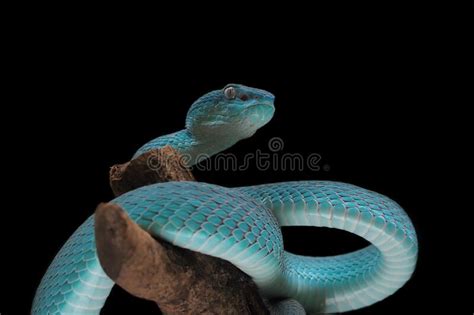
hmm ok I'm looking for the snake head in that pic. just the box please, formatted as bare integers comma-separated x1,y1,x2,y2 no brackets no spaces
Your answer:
186,84,275,140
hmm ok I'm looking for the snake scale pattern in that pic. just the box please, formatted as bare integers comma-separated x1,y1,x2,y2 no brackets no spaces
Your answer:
32,84,418,314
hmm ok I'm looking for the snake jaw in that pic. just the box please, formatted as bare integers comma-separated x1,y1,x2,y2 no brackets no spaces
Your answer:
240,101,275,133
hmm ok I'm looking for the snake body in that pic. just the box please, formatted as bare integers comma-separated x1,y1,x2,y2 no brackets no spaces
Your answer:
32,84,417,314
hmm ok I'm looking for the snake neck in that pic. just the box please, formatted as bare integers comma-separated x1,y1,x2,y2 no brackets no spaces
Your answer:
183,129,241,165
133,129,240,166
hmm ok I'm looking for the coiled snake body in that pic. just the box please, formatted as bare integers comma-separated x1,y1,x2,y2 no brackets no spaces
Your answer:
33,84,418,314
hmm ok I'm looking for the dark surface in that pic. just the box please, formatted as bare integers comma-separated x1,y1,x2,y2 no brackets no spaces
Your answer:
1,53,461,314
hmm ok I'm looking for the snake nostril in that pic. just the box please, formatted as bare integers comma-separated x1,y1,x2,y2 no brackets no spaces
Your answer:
240,94,249,101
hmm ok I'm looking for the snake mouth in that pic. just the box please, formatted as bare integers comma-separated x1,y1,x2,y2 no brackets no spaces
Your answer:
245,98,275,114
246,101,274,113
258,101,275,110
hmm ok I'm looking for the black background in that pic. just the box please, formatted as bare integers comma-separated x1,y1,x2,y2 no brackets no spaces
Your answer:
1,42,464,314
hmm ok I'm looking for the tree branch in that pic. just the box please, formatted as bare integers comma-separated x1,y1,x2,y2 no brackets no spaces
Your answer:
95,147,268,314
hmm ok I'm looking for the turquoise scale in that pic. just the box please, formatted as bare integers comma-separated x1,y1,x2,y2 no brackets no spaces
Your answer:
32,181,417,314
238,181,417,313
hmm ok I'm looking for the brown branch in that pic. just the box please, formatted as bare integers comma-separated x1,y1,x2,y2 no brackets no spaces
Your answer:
95,147,268,314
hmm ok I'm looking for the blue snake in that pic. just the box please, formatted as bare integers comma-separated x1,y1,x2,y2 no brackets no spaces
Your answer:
32,84,418,314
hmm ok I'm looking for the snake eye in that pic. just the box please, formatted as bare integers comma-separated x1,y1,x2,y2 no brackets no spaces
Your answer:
224,86,237,100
